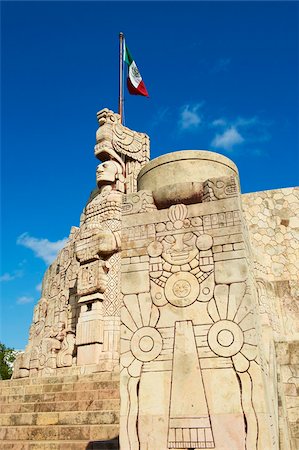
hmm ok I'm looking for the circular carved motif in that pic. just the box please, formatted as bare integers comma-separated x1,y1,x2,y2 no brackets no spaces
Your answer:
173,280,191,298
139,336,154,352
156,223,165,232
202,287,210,295
208,320,244,357
147,241,163,257
130,327,162,362
217,329,234,347
196,234,213,251
165,272,199,307
174,220,183,230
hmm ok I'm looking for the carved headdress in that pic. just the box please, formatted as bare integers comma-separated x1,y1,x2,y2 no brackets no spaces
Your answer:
94,108,150,194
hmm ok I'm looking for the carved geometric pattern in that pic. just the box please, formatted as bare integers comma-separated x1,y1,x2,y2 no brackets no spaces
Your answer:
168,321,215,449
104,252,121,316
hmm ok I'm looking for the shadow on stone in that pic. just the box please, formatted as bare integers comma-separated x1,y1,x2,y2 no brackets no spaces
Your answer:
86,436,119,449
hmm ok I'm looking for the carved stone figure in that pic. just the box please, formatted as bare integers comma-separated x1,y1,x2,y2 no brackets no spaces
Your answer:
12,109,150,377
75,159,124,366
10,108,298,450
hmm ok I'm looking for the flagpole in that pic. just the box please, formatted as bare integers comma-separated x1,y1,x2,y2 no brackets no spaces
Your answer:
119,32,124,124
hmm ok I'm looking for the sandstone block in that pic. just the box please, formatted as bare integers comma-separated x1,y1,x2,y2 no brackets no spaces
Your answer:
89,425,119,441
34,402,57,413
29,444,59,450
2,443,29,450
58,443,88,450
28,426,59,440
42,384,64,393
4,426,29,440
53,401,78,412
24,385,43,395
58,426,90,440
36,412,59,426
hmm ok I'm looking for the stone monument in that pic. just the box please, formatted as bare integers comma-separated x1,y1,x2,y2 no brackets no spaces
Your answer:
0,108,298,450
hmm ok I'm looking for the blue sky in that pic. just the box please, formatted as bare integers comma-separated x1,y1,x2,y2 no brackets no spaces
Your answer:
1,1,298,349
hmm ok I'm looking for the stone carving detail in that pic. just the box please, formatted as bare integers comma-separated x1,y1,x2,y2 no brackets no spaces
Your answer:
203,175,238,202
122,190,156,215
13,233,80,378
10,111,297,450
13,109,149,378
94,108,150,194
75,159,123,366
256,279,281,335
120,165,278,449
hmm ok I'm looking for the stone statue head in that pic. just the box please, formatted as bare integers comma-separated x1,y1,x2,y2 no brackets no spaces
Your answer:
96,160,124,191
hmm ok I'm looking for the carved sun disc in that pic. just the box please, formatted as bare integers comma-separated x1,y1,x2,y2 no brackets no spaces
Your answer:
173,280,191,298
165,272,199,307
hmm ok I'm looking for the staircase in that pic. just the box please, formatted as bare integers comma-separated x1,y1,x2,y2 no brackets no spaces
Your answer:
0,372,120,449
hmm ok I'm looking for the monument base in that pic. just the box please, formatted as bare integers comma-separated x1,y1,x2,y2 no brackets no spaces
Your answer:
0,372,120,449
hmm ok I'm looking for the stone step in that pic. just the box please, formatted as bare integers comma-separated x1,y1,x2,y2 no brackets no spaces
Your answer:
0,372,118,388
0,387,119,406
0,410,119,427
0,424,119,442
0,398,120,414
1,437,119,449
0,380,119,397
0,374,120,448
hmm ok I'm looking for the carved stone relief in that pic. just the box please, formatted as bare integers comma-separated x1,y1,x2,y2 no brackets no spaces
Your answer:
120,193,278,449
13,233,80,378
94,108,150,194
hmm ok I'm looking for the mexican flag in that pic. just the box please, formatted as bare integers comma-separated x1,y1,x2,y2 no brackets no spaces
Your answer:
124,41,149,97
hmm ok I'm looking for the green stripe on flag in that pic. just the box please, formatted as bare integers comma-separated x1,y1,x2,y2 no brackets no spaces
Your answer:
124,44,134,66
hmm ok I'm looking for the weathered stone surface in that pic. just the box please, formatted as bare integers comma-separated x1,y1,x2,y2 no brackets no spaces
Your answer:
1,108,298,450
120,151,280,449
0,372,119,447
138,149,239,191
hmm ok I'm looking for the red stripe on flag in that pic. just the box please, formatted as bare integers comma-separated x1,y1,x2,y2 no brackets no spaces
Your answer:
127,77,149,97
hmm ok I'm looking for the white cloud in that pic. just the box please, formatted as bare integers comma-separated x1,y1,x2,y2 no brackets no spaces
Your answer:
212,118,227,127
36,282,42,292
211,126,244,151
179,104,203,130
17,296,34,305
1,273,16,282
210,115,271,153
17,233,68,265
0,270,23,282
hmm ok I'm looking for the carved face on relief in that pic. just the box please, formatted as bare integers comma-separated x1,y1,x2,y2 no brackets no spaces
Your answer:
162,232,197,265
152,204,198,266
96,160,122,187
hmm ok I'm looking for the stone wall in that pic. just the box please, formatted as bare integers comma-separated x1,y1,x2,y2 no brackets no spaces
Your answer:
242,187,299,450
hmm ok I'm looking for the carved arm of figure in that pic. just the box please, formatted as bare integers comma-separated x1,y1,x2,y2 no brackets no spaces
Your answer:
96,229,121,256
